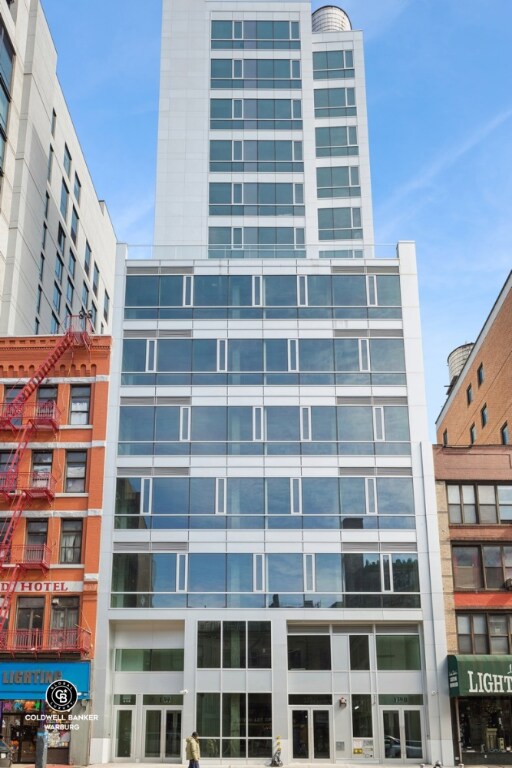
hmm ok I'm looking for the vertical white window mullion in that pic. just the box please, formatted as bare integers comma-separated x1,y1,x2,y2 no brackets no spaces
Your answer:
367,275,377,306
381,554,392,592
141,477,152,515
373,406,384,441
177,553,187,592
359,338,370,372
253,276,262,306
180,406,191,441
254,554,264,592
216,478,226,515
298,275,307,306
301,406,311,441
291,478,301,514
183,275,193,307
365,477,376,515
288,339,298,372
253,407,263,441
146,339,156,372
304,554,315,593
217,339,227,371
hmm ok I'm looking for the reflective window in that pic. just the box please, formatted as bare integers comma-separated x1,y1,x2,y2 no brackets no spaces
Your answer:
198,621,270,669
115,649,184,671
59,519,82,563
317,166,360,198
64,450,87,492
318,207,362,240
210,139,303,172
316,126,358,158
189,554,226,592
447,484,512,524
211,18,300,49
313,50,354,79
350,635,370,670
376,636,421,670
211,58,301,89
210,98,302,130
288,635,331,670
457,613,512,655
314,87,356,118
267,554,303,592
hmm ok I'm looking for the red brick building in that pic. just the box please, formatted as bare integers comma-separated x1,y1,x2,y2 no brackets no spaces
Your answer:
435,272,512,764
437,271,512,449
0,325,110,765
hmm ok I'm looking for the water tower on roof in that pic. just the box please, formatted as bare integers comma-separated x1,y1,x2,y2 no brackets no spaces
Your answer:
312,5,352,33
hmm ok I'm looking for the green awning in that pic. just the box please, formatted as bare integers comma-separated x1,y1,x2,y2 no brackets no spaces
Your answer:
448,654,512,697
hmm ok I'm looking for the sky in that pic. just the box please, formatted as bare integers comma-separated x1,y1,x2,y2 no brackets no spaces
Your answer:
41,0,512,436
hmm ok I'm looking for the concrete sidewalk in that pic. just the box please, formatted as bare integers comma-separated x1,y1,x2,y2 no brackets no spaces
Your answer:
18,763,509,768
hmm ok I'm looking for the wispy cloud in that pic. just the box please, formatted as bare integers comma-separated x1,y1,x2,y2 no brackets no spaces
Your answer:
376,107,512,240
334,0,410,39
112,193,155,243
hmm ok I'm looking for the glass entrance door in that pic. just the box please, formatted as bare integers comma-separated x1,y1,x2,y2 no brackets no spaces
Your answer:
292,709,331,760
143,709,182,761
382,708,423,761
114,709,134,759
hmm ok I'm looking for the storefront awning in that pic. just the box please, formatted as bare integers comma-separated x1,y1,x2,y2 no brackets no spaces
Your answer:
448,654,512,697
0,661,90,700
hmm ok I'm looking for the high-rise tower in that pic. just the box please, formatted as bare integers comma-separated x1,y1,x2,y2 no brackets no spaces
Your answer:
92,2,454,764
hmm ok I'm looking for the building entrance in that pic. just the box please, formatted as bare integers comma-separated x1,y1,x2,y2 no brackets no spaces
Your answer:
381,707,423,762
143,709,182,761
3,714,38,763
291,708,330,760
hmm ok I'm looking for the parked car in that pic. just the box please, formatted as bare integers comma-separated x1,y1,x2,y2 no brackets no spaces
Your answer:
384,736,422,759
0,740,12,768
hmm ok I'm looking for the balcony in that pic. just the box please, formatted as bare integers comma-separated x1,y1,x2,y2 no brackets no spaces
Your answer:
0,402,23,432
0,627,92,656
0,401,61,432
6,544,51,570
28,401,61,431
0,472,56,501
0,470,16,498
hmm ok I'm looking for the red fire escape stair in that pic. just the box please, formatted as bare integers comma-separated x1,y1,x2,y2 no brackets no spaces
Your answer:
0,316,91,643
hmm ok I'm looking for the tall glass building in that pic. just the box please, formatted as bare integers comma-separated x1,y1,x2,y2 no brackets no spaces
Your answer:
91,2,454,764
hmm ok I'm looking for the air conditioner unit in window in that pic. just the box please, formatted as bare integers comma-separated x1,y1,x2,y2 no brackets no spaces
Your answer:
504,578,512,591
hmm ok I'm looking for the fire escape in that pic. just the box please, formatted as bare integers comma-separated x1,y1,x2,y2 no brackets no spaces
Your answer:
0,316,92,656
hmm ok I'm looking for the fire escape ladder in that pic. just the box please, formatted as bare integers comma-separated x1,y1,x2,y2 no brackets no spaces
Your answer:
0,563,21,631
0,492,29,564
3,314,91,417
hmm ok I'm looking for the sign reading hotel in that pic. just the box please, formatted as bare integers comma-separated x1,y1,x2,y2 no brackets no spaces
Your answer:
448,654,512,696
0,581,83,593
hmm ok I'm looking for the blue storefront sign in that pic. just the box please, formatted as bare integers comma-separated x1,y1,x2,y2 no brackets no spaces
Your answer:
0,661,90,699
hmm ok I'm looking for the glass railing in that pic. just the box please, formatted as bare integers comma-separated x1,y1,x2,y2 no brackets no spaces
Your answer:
124,243,400,261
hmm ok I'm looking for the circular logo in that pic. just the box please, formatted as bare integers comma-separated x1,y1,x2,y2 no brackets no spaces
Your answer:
46,680,78,712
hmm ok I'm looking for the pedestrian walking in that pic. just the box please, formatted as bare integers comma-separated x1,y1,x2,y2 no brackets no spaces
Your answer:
186,731,200,768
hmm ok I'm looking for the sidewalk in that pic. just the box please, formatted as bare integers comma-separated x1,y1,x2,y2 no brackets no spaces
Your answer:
18,763,509,768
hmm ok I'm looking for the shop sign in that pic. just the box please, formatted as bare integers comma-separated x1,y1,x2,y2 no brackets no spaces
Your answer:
448,654,512,697
0,581,83,593
0,661,90,700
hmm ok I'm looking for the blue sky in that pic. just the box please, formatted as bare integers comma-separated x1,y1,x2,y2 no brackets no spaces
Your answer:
41,0,512,435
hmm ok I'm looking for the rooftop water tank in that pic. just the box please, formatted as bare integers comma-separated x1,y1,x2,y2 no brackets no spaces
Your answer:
312,5,352,33
447,343,474,382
